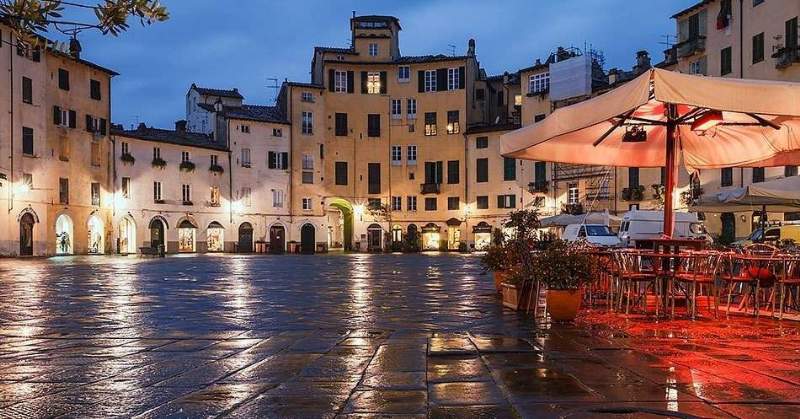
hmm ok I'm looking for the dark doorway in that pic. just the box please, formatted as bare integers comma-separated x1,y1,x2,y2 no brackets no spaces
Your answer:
238,222,253,253
300,223,316,254
367,224,382,252
269,225,286,254
721,213,736,245
19,213,34,256
149,218,165,250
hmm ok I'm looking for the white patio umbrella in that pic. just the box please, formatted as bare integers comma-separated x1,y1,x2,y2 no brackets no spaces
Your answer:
693,175,800,213
500,68,800,237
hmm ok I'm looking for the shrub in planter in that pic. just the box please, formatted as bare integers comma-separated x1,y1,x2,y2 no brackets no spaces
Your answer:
151,157,167,169
529,240,595,322
497,209,542,309
120,153,135,165
209,164,224,174
179,161,196,172
481,245,508,292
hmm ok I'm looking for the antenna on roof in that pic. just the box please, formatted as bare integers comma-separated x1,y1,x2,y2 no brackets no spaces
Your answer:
447,44,456,56
266,77,279,105
659,34,677,47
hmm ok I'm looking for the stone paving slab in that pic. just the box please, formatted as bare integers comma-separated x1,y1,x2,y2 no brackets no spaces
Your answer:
2,254,800,417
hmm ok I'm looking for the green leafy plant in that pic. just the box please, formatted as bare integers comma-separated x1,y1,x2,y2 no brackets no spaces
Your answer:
622,185,645,201
120,152,135,165
528,240,596,290
209,164,224,174
179,160,195,172
151,156,166,168
480,245,507,272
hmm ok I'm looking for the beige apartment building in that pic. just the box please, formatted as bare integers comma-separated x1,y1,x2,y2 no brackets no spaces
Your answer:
0,25,115,256
662,0,800,240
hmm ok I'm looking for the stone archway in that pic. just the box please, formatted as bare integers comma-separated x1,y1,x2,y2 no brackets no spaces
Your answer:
238,222,253,253
55,213,74,255
300,223,316,254
119,215,136,254
148,216,167,251
87,213,105,254
19,212,36,256
269,223,286,253
326,198,354,251
207,221,225,252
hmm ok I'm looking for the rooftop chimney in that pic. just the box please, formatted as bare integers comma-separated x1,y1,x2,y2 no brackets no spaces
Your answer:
467,39,476,56
175,120,187,134
137,122,147,131
69,37,82,59
635,50,651,72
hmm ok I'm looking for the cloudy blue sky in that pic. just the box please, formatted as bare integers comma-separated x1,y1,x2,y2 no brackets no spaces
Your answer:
71,0,698,129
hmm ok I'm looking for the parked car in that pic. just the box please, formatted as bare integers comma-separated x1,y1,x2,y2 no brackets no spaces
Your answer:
562,224,622,247
618,210,710,247
733,224,800,247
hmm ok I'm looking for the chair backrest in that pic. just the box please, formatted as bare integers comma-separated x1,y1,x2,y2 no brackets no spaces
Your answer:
744,243,778,257
677,251,721,279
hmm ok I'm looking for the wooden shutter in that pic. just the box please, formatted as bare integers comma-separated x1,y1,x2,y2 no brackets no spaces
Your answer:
379,71,387,94
497,196,504,209
436,161,443,183
346,71,354,93
360,71,368,94
458,66,465,89
53,106,61,125
268,151,276,169
99,118,107,135
68,110,76,128
436,68,447,91
418,70,425,92
368,163,381,194
328,69,335,91
86,114,93,132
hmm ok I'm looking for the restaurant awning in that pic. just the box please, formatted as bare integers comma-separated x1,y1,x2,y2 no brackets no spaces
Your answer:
693,175,800,213
500,68,800,236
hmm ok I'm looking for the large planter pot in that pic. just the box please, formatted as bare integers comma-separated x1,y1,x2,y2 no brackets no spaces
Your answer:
493,271,507,293
501,282,531,311
546,289,582,322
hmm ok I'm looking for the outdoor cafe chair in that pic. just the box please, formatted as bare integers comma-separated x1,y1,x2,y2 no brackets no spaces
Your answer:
670,251,722,320
721,246,780,318
612,250,661,316
779,256,800,320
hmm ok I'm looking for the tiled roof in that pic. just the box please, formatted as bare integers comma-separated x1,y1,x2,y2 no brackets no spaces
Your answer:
671,0,712,19
197,103,289,124
465,123,521,135
191,84,244,99
394,54,469,64
285,81,325,89
314,46,358,55
112,125,227,151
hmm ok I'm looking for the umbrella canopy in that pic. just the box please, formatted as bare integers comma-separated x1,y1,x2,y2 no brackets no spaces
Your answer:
693,175,800,213
500,68,800,236
501,68,800,170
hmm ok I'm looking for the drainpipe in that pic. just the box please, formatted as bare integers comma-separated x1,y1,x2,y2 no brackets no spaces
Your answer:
227,116,234,225
8,39,14,214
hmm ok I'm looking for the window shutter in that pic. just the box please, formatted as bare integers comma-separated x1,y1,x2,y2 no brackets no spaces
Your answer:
86,114,93,132
436,68,447,91
458,66,465,89
360,71,368,94
99,118,107,135
68,110,76,128
53,105,61,125
281,152,289,169
510,195,517,208
497,196,504,208
346,71,354,93
328,69,335,92
268,151,276,169
418,70,425,92
379,71,387,94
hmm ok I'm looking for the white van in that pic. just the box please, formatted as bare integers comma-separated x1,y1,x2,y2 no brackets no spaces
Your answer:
618,210,709,247
562,224,622,247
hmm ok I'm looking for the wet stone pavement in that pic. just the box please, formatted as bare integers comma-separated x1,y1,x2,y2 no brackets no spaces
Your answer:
0,254,799,418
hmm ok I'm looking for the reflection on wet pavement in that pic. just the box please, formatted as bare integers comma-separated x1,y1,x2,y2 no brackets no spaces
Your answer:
0,253,799,417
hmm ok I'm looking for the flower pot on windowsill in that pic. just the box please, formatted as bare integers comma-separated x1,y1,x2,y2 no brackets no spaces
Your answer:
209,164,224,174
151,158,167,169
179,161,196,172
545,289,582,322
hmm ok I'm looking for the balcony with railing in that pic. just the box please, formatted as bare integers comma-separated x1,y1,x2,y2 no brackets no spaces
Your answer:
773,46,800,69
420,183,441,194
676,36,706,58
553,163,609,181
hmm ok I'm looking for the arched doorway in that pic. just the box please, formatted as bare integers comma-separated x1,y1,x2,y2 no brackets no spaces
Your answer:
55,214,74,255
238,222,253,253
119,215,136,254
367,223,383,252
473,221,492,250
446,218,462,250
269,224,286,253
177,219,197,252
19,212,35,256
207,221,224,252
87,214,105,254
421,223,441,251
391,225,403,243
326,198,354,251
406,224,419,252
149,217,166,251
300,223,316,254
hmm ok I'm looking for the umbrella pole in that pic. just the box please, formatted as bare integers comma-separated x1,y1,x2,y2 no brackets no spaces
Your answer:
663,104,678,238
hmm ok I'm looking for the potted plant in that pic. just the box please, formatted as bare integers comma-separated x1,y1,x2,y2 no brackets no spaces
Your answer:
151,156,167,169
529,240,595,322
120,152,135,165
179,160,196,172
497,209,541,309
209,163,224,174
481,244,508,293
